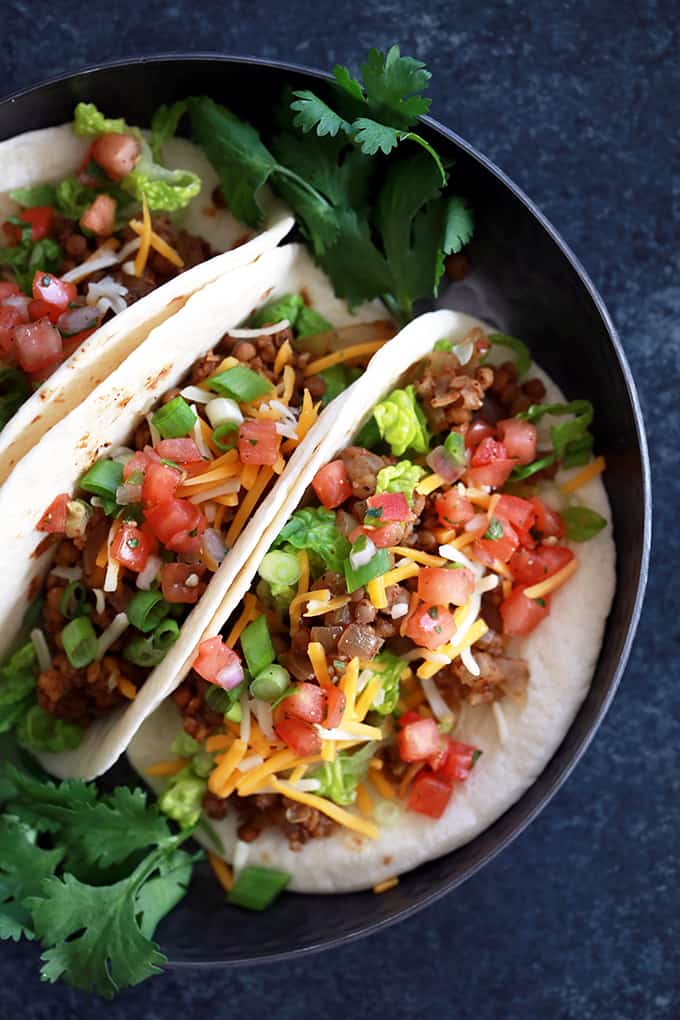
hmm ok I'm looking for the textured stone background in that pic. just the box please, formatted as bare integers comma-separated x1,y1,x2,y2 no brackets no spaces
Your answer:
1,1,676,1017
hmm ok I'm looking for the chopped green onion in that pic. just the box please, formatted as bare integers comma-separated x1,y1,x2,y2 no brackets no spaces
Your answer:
444,431,465,465
250,664,290,702
225,701,242,723
59,581,91,620
258,550,301,588
80,459,124,500
204,685,233,714
343,547,391,594
152,618,180,651
240,615,275,678
206,365,272,402
228,865,290,910
61,617,98,669
123,635,165,668
127,590,170,633
151,396,197,439
486,333,532,379
510,453,556,481
211,422,239,452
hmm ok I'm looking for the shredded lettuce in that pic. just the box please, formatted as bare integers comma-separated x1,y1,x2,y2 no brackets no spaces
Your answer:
519,399,594,467
250,294,331,338
16,705,82,753
0,221,62,295
150,101,188,161
272,507,350,575
373,384,430,456
363,650,404,715
73,103,128,137
375,460,425,505
485,333,532,379
158,767,207,829
9,184,58,207
295,305,332,338
311,743,375,806
0,643,38,736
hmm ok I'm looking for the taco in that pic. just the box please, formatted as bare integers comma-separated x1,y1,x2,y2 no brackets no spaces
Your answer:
0,101,293,481
128,309,616,895
0,242,395,779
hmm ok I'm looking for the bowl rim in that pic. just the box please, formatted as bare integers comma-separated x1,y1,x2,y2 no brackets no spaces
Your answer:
0,52,652,969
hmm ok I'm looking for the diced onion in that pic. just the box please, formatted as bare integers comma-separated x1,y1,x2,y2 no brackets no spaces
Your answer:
227,319,289,339
239,693,251,744
251,699,274,739
349,536,376,571
50,565,83,582
215,659,245,691
421,677,451,720
390,602,409,619
122,260,136,275
191,404,212,459
465,513,488,532
116,483,142,505
232,839,250,875
30,629,52,671
291,779,322,793
439,544,476,572
275,420,298,439
453,339,474,365
57,305,101,336
461,645,480,676
110,446,135,464
492,701,509,745
97,612,129,660
205,397,243,429
146,414,161,447
93,588,106,614
180,385,212,404
136,554,162,591
203,528,227,567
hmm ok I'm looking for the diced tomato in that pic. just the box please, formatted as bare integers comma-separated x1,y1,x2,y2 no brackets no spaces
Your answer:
91,132,141,181
439,739,479,781
28,299,55,322
404,602,458,651
312,460,352,509
0,282,21,300
398,710,422,728
465,419,495,449
110,522,152,572
0,305,23,360
351,521,407,548
141,462,182,506
397,717,442,763
80,194,116,236
145,498,206,554
32,272,77,316
324,685,346,729
407,770,453,818
19,206,54,242
471,437,507,467
274,715,322,757
417,566,475,607
284,682,325,724
123,450,152,482
500,586,551,636
13,319,63,374
494,494,536,548
154,438,203,464
193,636,244,688
496,418,537,465
473,516,520,566
434,488,476,528
365,492,411,522
466,459,516,489
36,493,69,533
509,545,574,585
529,496,565,539
238,419,280,465
161,562,202,604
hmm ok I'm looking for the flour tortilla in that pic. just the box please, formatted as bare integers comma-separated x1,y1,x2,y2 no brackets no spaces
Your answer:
128,309,616,892
0,123,294,482
0,242,388,780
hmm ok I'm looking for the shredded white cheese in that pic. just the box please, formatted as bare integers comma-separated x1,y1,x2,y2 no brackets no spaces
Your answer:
421,676,451,720
228,319,289,339
461,645,480,677
232,839,250,875
191,404,212,459
136,555,161,591
251,699,274,739
97,612,129,660
93,588,106,614
492,701,509,745
50,565,83,582
239,692,251,744
188,478,240,504
238,754,264,773
30,629,52,671
103,522,120,593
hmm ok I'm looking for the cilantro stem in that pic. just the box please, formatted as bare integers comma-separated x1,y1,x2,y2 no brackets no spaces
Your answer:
401,133,447,184
271,164,334,210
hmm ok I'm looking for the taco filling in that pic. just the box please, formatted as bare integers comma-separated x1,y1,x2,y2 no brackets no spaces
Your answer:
156,329,608,853
0,102,229,425
6,295,392,753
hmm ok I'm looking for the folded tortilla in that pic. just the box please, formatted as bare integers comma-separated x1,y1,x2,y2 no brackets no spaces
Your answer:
128,309,616,892
0,123,294,482
0,242,387,780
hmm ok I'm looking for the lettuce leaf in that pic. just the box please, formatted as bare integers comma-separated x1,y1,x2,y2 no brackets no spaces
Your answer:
272,507,350,575
311,742,375,805
375,460,426,505
373,384,430,456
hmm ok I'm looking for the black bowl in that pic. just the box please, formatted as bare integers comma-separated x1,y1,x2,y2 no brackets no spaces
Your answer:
0,56,651,968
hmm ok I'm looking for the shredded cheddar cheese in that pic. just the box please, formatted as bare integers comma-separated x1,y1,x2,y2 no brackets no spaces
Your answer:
342,720,383,740
225,592,260,648
304,596,351,617
205,734,233,753
373,877,399,894
208,852,234,893
321,740,336,762
370,769,396,800
307,642,331,687
270,778,379,839
523,558,578,599
340,658,359,723
303,340,387,376
354,675,383,722
289,764,307,784
226,467,274,546
389,547,446,568
129,218,184,268
273,339,292,375
281,364,296,405
356,782,374,818
295,389,318,443
560,456,606,494
398,762,423,798
117,677,137,700
416,618,489,679
416,472,445,496
289,588,330,634
465,487,492,508
236,751,322,797
145,758,188,777
367,575,388,609
208,738,248,796
379,562,420,588
133,196,152,277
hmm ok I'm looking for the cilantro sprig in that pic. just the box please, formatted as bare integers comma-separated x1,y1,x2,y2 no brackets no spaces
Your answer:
0,760,198,998
188,45,473,320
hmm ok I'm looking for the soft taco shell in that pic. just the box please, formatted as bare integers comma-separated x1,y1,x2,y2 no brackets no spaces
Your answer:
0,123,294,482
128,309,616,892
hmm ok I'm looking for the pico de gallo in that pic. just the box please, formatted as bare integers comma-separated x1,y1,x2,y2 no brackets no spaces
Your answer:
0,101,216,427
153,327,608,855
1,294,393,754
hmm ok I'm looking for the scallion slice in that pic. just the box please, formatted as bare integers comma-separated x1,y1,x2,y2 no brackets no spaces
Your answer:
127,590,170,633
228,865,290,910
344,547,391,593
151,396,197,439
59,581,91,620
123,635,165,668
61,617,98,669
152,618,180,651
80,459,124,500
212,422,239,452
206,365,272,402
240,615,275,678
257,550,301,588
250,664,290,702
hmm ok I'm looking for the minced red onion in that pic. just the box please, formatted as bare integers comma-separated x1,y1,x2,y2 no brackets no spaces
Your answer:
426,445,464,483
465,512,489,533
349,535,376,570
57,305,101,336
3,294,30,321
215,658,244,691
202,528,227,567
115,483,142,506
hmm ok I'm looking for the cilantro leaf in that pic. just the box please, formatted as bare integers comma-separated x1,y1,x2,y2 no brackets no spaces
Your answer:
135,847,195,939
359,45,431,128
291,91,351,137
0,817,64,943
562,506,607,542
272,128,373,212
31,848,169,999
350,118,401,156
443,194,475,255
317,208,393,307
271,171,339,255
9,184,58,207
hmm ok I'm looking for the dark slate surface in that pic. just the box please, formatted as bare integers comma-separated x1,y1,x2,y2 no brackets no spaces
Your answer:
1,1,675,1017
